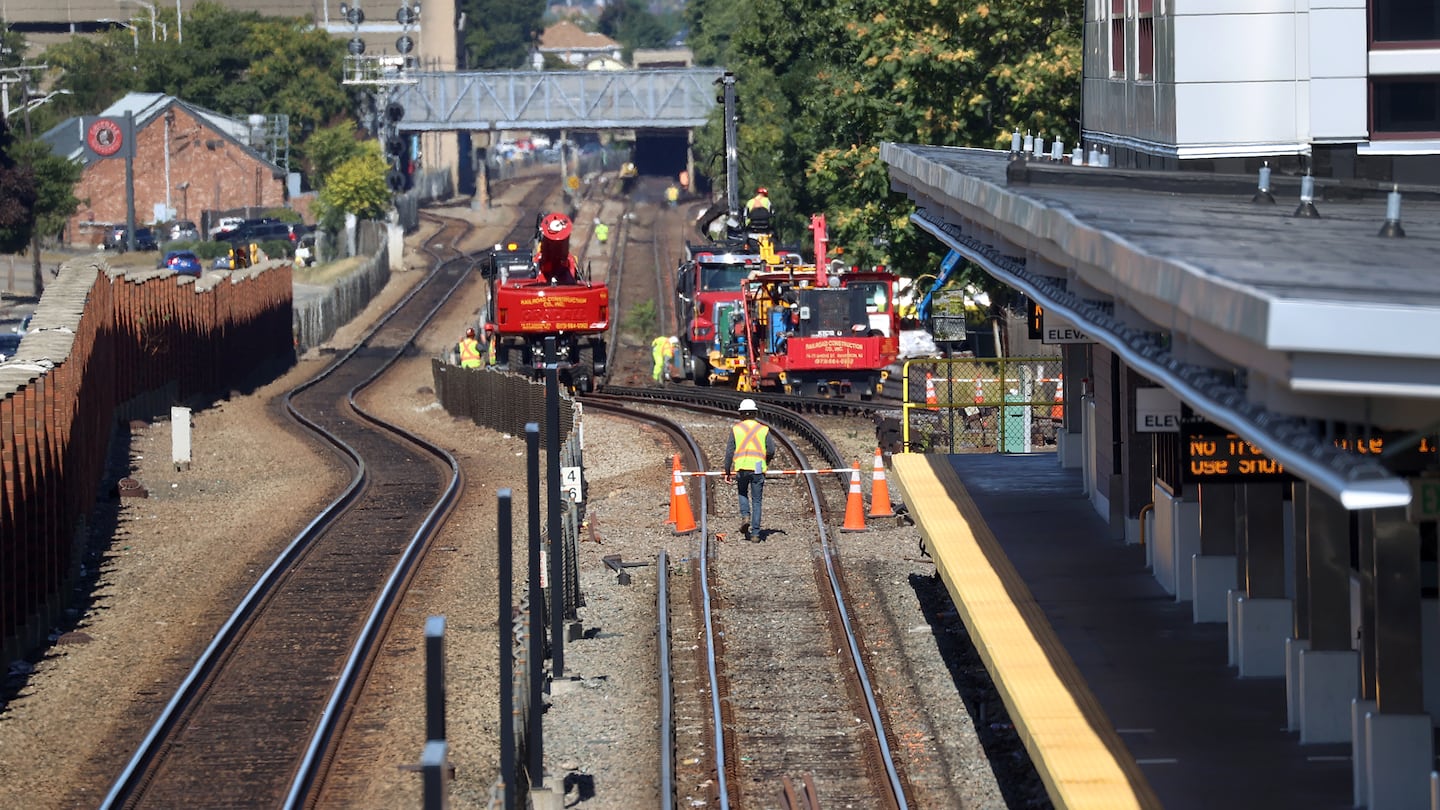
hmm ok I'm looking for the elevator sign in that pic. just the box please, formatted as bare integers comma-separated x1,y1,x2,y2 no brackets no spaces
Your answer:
1136,387,1180,432
1026,302,1093,344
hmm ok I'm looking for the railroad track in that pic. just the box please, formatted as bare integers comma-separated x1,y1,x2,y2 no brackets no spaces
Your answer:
99,181,559,809
584,391,912,809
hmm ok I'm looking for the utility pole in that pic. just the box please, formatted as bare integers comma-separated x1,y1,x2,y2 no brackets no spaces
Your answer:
1,62,51,295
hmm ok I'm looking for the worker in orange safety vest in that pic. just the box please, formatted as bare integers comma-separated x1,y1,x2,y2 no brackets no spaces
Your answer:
723,398,776,541
458,327,482,368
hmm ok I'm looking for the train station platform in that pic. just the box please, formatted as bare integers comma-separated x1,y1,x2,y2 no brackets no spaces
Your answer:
890,453,1352,810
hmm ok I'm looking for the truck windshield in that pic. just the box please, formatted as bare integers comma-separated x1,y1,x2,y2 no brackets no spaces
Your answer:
700,263,750,292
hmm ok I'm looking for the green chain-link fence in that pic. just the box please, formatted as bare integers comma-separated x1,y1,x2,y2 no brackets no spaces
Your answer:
899,356,1066,454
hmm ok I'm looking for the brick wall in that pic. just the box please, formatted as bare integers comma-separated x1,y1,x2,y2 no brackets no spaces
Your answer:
67,104,286,247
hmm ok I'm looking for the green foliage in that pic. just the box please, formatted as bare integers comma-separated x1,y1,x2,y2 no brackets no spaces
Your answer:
1,23,25,67
315,141,390,224
300,121,366,188
688,0,1079,295
7,139,83,243
189,240,232,260
598,0,677,60
622,298,659,340
0,116,38,254
461,0,546,69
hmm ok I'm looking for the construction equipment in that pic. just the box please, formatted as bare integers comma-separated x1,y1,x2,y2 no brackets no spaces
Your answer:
728,216,901,399
480,212,610,391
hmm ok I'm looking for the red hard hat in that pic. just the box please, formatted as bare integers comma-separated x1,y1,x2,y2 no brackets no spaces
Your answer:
757,187,768,195
465,327,476,338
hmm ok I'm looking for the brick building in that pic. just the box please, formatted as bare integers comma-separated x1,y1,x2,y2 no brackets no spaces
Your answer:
42,93,287,248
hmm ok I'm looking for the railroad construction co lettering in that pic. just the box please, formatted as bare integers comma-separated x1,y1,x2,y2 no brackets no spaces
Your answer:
800,338,867,365
519,295,588,306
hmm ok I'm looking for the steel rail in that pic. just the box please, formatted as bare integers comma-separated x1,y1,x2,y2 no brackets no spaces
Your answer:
100,215,475,809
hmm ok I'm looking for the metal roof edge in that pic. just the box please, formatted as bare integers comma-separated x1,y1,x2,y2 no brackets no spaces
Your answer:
910,210,1411,512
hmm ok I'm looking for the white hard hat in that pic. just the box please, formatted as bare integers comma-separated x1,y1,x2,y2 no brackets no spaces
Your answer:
670,336,680,344
738,398,758,413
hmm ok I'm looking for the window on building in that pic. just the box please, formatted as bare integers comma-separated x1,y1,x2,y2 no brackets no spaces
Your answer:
1372,77,1440,138
1111,0,1127,77
1137,6,1155,81
1373,0,1440,44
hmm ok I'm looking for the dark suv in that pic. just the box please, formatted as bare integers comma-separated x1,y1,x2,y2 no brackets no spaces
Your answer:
223,221,310,247
105,225,159,252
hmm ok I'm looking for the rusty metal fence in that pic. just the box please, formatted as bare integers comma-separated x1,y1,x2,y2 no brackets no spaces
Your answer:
899,356,1066,454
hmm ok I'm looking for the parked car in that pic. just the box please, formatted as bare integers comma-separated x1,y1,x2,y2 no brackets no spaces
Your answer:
106,226,158,251
0,332,20,361
220,219,293,245
208,216,245,239
157,250,203,276
170,220,199,241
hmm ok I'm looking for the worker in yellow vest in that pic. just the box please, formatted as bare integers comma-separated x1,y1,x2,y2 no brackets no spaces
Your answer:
458,327,482,368
651,334,673,383
723,399,776,541
594,220,610,244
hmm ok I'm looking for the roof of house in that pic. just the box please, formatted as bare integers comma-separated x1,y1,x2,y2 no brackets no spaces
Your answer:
41,92,282,173
537,20,619,52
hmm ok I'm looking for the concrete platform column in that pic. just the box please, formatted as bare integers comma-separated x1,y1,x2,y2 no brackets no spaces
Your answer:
1058,346,1085,469
1236,483,1289,677
1301,649,1359,743
1194,483,1238,624
1298,486,1358,743
1358,509,1428,809
1367,712,1433,810
1285,637,1310,730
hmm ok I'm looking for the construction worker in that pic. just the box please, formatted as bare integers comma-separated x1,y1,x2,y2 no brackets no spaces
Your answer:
665,184,679,207
458,327,482,368
668,335,683,376
745,187,772,232
594,220,610,244
651,334,673,383
723,399,776,541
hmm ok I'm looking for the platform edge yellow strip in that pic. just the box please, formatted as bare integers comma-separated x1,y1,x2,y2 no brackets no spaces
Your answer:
891,454,1162,810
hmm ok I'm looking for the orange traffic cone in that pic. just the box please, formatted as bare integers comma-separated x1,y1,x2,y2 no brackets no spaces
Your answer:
1051,374,1064,420
840,462,867,532
868,448,894,518
669,455,697,536
924,373,938,410
973,375,985,404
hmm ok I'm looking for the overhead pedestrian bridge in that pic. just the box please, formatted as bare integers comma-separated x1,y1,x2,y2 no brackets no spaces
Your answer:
391,68,726,132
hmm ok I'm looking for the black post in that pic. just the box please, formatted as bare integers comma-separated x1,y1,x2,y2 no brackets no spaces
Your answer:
545,336,564,679
421,740,448,810
525,424,545,788
125,111,137,252
424,616,446,742
497,488,515,810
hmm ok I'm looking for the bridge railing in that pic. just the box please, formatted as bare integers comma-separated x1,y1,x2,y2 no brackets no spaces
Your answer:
393,68,726,130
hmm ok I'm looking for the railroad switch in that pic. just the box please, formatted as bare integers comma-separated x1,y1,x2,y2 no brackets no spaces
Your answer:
602,554,647,585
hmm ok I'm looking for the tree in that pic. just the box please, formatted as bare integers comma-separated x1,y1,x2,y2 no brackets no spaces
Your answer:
9,139,83,245
461,0,545,70
314,141,390,228
301,121,367,188
688,0,1080,284
0,115,38,255
598,0,677,60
